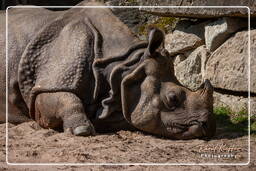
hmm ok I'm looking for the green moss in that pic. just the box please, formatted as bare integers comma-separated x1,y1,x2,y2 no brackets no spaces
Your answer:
138,24,147,36
231,107,248,124
153,17,176,32
237,107,248,115
138,17,177,36
214,106,248,133
251,115,256,122
250,115,256,134
213,106,255,135
214,106,232,116
213,106,256,135
251,121,256,132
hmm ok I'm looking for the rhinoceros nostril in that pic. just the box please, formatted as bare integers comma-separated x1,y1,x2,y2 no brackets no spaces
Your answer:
201,121,207,127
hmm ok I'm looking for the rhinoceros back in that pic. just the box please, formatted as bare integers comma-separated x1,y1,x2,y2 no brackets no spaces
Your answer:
3,3,141,123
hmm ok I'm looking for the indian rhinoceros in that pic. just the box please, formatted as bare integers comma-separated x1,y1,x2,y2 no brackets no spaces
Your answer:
0,1,216,139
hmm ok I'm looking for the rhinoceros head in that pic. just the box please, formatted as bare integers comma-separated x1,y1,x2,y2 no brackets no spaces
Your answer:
121,27,216,139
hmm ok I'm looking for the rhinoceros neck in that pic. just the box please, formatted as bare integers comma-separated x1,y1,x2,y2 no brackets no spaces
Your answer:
92,42,147,120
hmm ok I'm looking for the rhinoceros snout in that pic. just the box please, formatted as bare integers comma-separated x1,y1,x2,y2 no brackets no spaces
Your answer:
193,114,216,138
188,124,204,137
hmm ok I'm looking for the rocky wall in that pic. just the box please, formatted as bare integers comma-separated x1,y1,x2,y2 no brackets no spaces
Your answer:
162,15,255,115
138,0,256,18
109,0,256,116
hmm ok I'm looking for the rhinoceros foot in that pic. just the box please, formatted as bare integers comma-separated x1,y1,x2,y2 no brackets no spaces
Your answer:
73,124,96,136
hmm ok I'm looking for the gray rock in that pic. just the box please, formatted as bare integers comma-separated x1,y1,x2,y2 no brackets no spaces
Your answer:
173,54,187,66
176,20,210,39
251,30,256,95
139,0,255,18
213,92,255,116
251,97,256,116
165,20,208,56
205,17,248,52
205,29,256,93
165,31,203,56
175,45,210,90
105,0,143,33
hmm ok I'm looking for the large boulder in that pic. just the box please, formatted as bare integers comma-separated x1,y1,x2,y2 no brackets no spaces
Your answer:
174,45,210,90
105,0,142,33
165,20,207,56
252,98,256,116
139,0,255,18
251,29,256,95
205,17,248,51
205,29,256,93
213,92,255,115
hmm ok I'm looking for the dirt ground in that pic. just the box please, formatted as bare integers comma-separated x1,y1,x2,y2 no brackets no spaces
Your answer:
0,121,255,171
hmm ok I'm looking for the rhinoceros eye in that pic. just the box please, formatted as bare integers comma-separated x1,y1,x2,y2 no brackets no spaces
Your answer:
165,91,178,111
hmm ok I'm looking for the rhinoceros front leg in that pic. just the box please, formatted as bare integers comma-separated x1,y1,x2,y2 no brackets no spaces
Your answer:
34,92,95,136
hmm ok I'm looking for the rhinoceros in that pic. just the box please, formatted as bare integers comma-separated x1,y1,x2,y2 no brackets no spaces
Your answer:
0,1,216,139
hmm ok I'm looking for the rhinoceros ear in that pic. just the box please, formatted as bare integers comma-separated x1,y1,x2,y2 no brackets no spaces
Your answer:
144,26,165,57
121,63,147,123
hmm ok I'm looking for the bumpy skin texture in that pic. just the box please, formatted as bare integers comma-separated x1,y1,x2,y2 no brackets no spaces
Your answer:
0,1,216,139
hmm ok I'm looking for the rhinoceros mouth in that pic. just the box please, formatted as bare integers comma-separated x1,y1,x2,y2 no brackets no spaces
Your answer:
165,122,189,134
164,120,207,136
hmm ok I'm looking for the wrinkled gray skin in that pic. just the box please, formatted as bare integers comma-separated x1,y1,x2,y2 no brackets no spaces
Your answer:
0,1,216,139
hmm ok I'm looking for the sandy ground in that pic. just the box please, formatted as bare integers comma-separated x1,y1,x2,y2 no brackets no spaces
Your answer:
0,121,255,171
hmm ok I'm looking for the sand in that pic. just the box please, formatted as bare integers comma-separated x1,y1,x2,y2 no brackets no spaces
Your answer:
0,121,255,170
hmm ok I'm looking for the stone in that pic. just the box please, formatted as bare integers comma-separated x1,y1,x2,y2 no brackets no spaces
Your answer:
251,97,256,116
106,0,160,39
165,20,208,56
176,20,210,39
213,92,255,116
165,31,203,56
106,0,140,31
205,17,248,52
139,0,255,18
251,29,256,95
205,29,256,93
174,45,210,90
173,54,187,66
